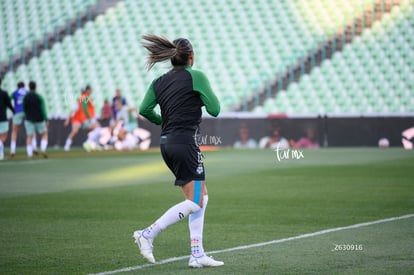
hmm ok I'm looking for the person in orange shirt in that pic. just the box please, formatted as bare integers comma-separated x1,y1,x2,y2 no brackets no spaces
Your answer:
64,85,100,151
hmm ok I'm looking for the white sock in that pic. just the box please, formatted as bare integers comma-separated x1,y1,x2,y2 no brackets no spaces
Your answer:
10,141,16,154
26,145,33,157
64,138,72,148
40,139,48,152
189,195,208,258
32,137,38,151
88,127,101,143
0,140,4,159
143,200,201,239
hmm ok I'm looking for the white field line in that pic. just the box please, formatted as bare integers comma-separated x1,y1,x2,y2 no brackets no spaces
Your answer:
89,213,414,275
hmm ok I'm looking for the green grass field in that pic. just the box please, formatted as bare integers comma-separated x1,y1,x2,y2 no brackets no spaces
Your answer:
0,148,413,274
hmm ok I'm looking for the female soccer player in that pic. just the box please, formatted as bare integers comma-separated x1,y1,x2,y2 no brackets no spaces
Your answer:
133,34,223,268
63,85,100,151
23,81,48,158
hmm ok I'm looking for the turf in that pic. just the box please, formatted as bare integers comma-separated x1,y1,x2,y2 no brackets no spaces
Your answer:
0,148,413,274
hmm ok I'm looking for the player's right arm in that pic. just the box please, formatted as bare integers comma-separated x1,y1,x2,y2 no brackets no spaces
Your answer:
139,81,162,125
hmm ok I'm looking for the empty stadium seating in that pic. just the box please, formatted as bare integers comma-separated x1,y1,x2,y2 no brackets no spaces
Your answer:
0,0,97,64
259,2,413,114
1,0,413,116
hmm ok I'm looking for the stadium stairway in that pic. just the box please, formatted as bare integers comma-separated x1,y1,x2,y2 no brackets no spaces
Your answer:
235,0,401,112
0,0,122,79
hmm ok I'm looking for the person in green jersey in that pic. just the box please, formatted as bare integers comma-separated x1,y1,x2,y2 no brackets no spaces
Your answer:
23,81,48,158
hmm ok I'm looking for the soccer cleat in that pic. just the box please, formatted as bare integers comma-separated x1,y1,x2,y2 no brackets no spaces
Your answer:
64,145,70,152
41,152,48,159
10,153,15,158
133,230,155,264
33,150,39,156
188,255,224,268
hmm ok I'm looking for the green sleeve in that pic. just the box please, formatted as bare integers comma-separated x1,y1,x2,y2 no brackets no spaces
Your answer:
82,99,90,119
188,68,220,117
39,95,48,121
139,81,162,125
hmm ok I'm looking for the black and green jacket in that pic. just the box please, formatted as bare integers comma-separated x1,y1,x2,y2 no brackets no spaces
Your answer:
139,66,220,135
23,91,48,122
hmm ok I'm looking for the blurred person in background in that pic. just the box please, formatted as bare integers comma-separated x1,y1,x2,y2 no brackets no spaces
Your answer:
402,127,414,149
233,123,257,149
260,125,289,150
82,100,152,152
112,88,127,120
114,99,137,134
22,81,48,158
0,79,15,160
290,127,319,149
10,81,38,156
64,85,100,151
112,100,151,151
99,99,112,127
